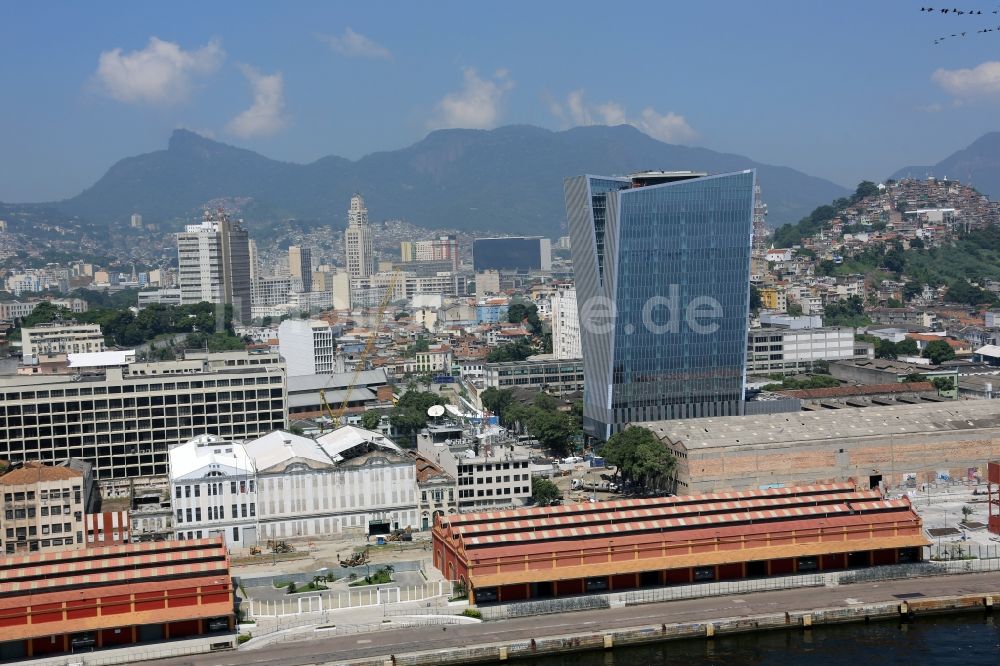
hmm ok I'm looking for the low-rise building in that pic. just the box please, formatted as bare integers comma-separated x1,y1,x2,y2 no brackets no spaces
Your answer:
484,356,584,395
0,460,94,555
746,326,856,374
411,452,457,530
642,400,1000,494
433,484,928,604
0,537,234,662
168,427,420,546
168,434,259,546
417,423,531,511
21,322,105,363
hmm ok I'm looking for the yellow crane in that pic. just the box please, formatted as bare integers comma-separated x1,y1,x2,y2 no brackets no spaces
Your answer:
320,271,400,429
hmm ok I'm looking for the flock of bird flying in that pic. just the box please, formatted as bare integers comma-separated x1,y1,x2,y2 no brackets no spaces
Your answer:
919,7,1000,43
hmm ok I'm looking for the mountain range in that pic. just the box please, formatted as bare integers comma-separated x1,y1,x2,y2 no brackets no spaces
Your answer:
891,132,1000,199
16,125,854,237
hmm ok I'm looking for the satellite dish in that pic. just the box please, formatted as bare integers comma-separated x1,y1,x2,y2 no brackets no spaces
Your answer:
427,405,446,418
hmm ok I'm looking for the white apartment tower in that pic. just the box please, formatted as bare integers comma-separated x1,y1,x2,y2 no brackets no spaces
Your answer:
277,319,335,376
345,194,376,279
551,286,581,360
176,212,252,324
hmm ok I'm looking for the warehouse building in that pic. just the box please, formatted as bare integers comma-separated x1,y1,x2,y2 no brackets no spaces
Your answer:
433,483,927,604
642,400,1000,494
0,536,234,662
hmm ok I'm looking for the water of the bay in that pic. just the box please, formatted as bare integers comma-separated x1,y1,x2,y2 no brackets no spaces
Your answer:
511,614,1000,665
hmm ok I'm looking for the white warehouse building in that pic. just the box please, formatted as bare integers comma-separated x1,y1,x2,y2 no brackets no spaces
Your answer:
168,426,420,548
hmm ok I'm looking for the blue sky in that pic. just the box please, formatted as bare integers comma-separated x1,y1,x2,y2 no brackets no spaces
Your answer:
2,1,1000,202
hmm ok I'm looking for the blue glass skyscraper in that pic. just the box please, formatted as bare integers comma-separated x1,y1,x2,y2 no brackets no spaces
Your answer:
564,171,756,441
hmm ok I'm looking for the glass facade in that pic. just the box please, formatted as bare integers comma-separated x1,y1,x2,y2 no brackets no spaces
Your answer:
565,171,755,440
473,237,545,272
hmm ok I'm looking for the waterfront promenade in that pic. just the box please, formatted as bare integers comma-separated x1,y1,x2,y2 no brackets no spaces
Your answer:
145,571,1000,666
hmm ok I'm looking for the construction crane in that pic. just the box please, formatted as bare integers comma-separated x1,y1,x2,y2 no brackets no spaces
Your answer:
321,271,400,429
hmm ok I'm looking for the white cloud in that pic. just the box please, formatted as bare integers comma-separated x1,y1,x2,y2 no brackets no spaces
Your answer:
549,89,698,144
320,28,392,60
432,68,514,129
932,61,1000,98
226,65,288,138
636,107,698,143
95,37,224,105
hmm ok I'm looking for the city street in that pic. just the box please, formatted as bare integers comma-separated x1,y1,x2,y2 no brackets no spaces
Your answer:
146,571,1000,666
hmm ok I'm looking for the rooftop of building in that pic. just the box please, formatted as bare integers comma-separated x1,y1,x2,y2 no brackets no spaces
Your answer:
315,425,402,463
436,484,927,581
0,536,230,607
243,430,333,473
286,369,388,394
0,460,82,485
776,381,936,400
641,399,1000,451
484,356,583,368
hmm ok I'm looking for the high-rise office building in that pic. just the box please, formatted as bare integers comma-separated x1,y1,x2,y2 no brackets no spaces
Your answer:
130,214,143,229
345,194,376,279
176,212,252,324
288,245,313,292
473,237,551,272
564,170,756,440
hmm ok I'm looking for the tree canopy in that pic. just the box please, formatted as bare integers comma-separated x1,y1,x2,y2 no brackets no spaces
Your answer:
531,478,562,506
389,390,447,444
922,339,956,365
601,426,676,496
487,340,535,362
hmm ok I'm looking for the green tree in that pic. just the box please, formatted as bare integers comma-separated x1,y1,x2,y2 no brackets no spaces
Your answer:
902,282,923,302
853,181,880,201
528,408,573,457
787,302,803,316
389,391,446,443
922,339,956,365
360,410,383,431
487,340,535,362
931,376,955,393
407,337,430,355
895,338,919,356
874,338,898,360
601,426,676,495
531,478,562,506
480,387,515,423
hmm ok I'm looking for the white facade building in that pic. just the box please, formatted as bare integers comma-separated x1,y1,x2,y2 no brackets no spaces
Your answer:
277,319,335,376
169,434,259,547
747,326,857,374
21,323,106,363
551,287,581,360
345,194,376,279
168,427,420,546
252,276,293,308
